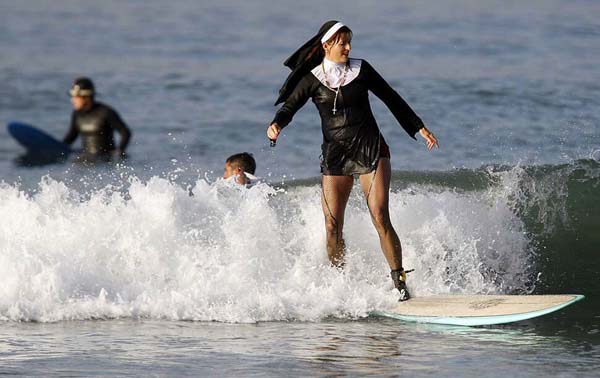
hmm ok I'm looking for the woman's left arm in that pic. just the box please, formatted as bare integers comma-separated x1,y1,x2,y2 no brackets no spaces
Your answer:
418,126,439,150
365,60,438,149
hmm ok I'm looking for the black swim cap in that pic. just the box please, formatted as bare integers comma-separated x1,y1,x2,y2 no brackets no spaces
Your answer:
69,77,95,97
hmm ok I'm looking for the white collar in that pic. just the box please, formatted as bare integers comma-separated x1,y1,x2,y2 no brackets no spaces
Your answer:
311,58,362,88
323,57,345,72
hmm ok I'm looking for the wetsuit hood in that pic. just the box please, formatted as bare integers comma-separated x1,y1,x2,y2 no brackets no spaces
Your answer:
69,77,95,97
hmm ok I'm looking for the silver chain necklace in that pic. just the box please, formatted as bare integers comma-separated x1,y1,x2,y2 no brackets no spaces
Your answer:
321,61,348,115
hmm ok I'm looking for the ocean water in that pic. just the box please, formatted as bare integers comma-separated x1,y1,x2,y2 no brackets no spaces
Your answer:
0,0,599,376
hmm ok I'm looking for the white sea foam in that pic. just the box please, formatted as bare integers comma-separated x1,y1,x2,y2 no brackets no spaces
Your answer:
0,171,534,322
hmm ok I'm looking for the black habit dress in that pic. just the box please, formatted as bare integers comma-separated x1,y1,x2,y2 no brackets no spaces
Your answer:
272,59,425,176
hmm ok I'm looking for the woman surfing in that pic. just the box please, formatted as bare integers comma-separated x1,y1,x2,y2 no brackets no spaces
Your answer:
267,21,438,301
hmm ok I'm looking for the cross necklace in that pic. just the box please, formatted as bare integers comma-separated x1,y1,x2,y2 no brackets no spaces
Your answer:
321,60,349,115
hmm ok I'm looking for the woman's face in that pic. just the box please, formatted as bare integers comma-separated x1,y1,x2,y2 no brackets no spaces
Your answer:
323,34,352,63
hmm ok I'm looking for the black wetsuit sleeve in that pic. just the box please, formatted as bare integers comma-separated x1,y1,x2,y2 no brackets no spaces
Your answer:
271,75,315,129
107,108,131,152
63,112,79,145
364,60,425,140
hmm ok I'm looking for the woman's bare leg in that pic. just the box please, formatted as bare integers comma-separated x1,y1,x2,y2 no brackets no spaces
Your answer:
359,158,403,270
321,174,354,267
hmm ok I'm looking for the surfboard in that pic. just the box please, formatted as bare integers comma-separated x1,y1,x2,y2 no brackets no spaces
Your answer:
7,122,72,156
374,294,584,326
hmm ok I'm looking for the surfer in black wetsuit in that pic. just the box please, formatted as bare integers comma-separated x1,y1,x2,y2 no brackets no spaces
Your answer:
63,77,132,158
267,21,439,301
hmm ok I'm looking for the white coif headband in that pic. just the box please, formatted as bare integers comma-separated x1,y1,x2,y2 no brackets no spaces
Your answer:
321,22,345,43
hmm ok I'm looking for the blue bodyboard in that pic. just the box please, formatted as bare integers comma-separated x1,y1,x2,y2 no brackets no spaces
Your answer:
7,122,72,156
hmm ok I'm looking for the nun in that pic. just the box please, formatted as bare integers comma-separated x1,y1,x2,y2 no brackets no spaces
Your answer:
266,21,438,301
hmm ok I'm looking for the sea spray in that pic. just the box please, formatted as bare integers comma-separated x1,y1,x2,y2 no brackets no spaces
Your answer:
0,165,552,322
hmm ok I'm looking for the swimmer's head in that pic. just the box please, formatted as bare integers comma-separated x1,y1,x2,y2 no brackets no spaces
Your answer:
224,152,256,183
69,77,95,111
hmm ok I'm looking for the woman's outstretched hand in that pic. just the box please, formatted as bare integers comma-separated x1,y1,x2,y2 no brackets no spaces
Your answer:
267,123,282,142
419,127,439,150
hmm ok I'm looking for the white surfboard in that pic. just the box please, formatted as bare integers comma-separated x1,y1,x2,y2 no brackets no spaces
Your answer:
374,294,584,326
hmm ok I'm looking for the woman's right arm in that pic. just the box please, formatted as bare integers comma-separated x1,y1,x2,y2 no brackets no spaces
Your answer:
267,75,314,142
